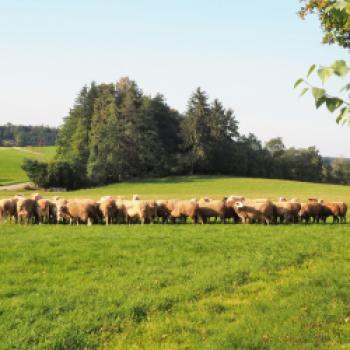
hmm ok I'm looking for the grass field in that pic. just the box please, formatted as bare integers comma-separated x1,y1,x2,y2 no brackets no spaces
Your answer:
0,146,56,186
1,175,350,205
0,224,349,349
1,151,350,349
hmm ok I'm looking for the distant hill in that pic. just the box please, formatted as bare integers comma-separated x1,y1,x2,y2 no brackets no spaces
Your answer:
0,123,58,147
0,146,56,186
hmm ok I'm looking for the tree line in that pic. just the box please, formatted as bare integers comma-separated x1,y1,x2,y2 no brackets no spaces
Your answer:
22,77,350,189
0,123,58,146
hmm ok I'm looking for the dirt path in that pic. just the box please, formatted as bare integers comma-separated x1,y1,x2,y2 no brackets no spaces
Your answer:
0,182,34,191
12,147,42,156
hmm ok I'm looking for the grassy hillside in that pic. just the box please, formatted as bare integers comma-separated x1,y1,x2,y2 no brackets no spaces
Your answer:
1,175,349,204
68,176,350,202
0,224,349,349
0,146,56,186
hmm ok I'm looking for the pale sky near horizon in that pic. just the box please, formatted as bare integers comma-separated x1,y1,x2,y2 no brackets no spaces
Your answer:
0,0,349,157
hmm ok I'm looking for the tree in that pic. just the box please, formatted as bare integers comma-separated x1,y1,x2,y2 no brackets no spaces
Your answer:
296,0,350,125
115,77,160,179
22,159,48,187
265,137,285,156
331,158,350,183
22,76,345,188
181,89,240,175
206,99,239,174
299,0,350,49
181,88,217,174
143,94,183,174
56,82,98,182
0,124,57,147
87,83,120,184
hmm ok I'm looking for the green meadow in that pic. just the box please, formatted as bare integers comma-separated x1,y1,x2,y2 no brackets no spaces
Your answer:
0,224,349,349
1,148,350,349
1,175,350,204
0,146,56,186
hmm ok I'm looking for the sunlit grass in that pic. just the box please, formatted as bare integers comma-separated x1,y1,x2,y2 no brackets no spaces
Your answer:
1,175,350,204
0,146,56,185
0,224,349,349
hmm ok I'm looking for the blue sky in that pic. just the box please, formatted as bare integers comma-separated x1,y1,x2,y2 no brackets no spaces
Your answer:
0,0,349,157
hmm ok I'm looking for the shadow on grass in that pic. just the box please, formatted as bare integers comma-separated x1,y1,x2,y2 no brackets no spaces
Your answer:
68,175,234,193
0,179,16,186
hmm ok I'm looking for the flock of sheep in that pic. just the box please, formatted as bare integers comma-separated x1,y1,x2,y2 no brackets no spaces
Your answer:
0,193,348,225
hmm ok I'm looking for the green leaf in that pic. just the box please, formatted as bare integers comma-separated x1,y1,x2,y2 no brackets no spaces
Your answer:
336,107,347,124
312,87,326,99
326,97,343,113
299,87,309,97
317,67,334,84
294,78,304,89
331,60,350,77
315,96,326,109
307,64,316,77
340,83,350,92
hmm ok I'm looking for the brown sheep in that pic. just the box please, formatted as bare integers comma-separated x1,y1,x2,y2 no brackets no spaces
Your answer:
0,198,18,223
48,200,57,224
234,202,260,224
169,200,199,224
66,200,101,225
17,198,38,224
198,198,226,224
320,202,341,223
234,200,274,225
100,198,118,225
330,202,347,223
36,198,50,224
274,201,301,224
55,199,69,223
115,199,128,224
124,200,150,224
299,202,323,224
31,193,43,201
155,200,171,223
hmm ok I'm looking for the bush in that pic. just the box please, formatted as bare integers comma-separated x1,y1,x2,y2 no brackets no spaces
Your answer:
22,159,86,190
47,161,85,190
22,159,49,187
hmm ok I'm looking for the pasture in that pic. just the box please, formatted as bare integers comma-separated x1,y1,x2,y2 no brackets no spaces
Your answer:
1,174,350,349
1,175,350,203
0,146,55,186
0,224,350,349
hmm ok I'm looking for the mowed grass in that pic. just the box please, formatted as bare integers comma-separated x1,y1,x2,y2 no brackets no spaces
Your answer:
0,224,349,349
1,175,350,203
0,175,350,203
0,146,56,186
69,176,350,203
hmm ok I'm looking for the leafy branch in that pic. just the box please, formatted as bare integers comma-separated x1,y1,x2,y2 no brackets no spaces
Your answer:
294,60,350,125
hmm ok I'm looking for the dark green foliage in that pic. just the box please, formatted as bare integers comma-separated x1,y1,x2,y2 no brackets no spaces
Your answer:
22,77,350,189
21,159,49,187
87,83,120,184
56,82,99,183
264,139,324,182
22,159,84,190
47,161,85,190
330,158,350,184
181,89,239,174
0,124,57,146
